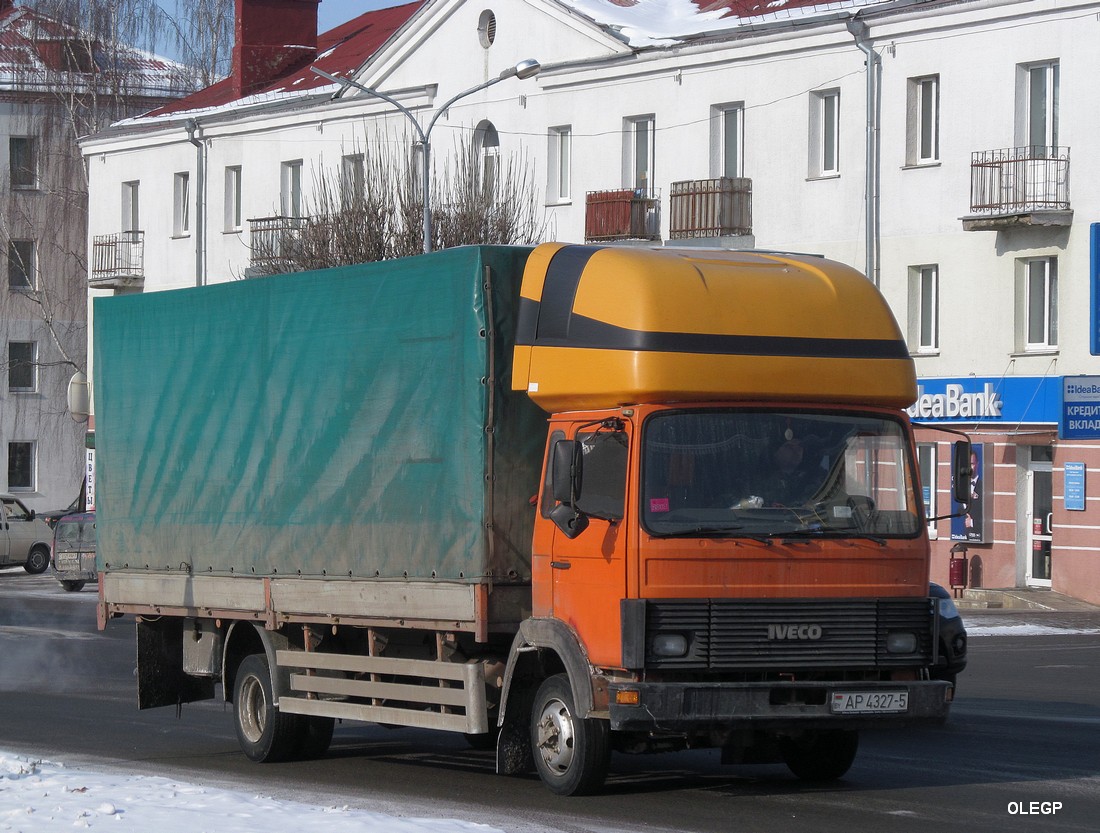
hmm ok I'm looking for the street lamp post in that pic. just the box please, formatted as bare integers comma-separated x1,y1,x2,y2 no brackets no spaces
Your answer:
312,59,541,254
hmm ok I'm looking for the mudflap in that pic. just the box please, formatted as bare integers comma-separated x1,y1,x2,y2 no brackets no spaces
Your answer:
136,618,216,710
495,686,534,776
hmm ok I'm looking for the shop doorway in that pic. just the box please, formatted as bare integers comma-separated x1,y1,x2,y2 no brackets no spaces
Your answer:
1025,447,1053,587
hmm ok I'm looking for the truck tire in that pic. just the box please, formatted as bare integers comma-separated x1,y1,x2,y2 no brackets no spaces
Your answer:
780,729,859,781
233,653,301,763
60,580,86,592
530,673,609,796
294,716,335,760
24,546,50,574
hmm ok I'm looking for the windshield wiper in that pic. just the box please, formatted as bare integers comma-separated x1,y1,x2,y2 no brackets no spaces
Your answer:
779,528,888,546
651,525,773,544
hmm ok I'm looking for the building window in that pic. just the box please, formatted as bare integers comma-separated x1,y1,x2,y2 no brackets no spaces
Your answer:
1021,60,1058,156
810,90,840,176
547,126,571,202
917,443,937,523
281,160,303,218
711,103,744,178
624,115,655,195
908,264,939,353
224,166,242,231
1017,256,1058,351
340,154,365,204
474,121,500,194
7,441,35,491
173,172,190,236
906,75,939,164
9,136,37,189
7,342,36,393
122,181,140,233
7,240,35,290
477,10,496,48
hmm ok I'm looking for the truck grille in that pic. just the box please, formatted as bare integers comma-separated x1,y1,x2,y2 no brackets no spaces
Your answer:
643,598,935,670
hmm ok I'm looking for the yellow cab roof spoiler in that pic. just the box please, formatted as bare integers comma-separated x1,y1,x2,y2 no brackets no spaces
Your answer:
511,243,916,413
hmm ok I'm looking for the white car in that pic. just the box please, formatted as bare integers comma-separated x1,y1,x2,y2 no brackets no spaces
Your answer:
0,494,53,574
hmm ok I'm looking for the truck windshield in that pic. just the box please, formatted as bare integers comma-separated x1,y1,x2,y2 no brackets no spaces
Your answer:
642,409,921,539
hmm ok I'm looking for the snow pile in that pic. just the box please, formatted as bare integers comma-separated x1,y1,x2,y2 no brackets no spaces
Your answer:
0,751,503,833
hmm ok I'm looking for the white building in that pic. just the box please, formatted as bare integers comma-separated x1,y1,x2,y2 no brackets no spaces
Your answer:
1,0,184,510
82,0,1100,603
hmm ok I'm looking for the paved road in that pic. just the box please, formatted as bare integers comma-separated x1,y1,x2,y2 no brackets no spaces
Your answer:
2,569,1098,833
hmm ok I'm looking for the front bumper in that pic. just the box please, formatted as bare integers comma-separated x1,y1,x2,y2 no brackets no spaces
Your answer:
609,679,952,732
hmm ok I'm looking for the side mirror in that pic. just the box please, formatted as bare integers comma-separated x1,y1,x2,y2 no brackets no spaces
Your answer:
551,440,582,504
550,439,589,538
27,510,35,521
952,440,973,506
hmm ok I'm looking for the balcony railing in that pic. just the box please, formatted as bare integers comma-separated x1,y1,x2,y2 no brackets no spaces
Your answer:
669,177,752,239
584,189,661,243
248,215,309,274
90,231,144,288
969,146,1070,215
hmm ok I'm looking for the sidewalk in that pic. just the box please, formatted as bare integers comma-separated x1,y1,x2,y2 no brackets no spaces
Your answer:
953,587,1100,612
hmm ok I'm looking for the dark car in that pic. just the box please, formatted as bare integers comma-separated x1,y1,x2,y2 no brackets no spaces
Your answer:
930,581,967,686
51,511,96,592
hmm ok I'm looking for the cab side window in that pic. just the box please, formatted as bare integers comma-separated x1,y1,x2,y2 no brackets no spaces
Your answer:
575,430,628,520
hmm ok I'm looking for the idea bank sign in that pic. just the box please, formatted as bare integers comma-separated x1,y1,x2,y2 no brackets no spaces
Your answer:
907,377,1060,424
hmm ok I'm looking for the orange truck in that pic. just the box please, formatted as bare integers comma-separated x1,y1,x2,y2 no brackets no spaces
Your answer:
93,243,970,795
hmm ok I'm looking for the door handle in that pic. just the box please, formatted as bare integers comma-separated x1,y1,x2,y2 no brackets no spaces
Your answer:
550,561,571,570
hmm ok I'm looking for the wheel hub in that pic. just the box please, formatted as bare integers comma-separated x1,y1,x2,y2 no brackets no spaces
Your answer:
535,697,575,773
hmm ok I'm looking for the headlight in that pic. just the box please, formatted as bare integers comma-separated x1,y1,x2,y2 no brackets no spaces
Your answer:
938,596,960,620
886,631,918,654
651,633,688,657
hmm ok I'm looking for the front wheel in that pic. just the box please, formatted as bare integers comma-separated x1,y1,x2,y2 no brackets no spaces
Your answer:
530,674,610,796
24,546,50,574
233,653,301,763
780,729,859,781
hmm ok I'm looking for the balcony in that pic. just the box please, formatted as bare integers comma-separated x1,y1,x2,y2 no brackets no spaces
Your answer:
584,189,661,243
669,177,752,239
90,231,144,289
963,146,1071,231
248,215,309,275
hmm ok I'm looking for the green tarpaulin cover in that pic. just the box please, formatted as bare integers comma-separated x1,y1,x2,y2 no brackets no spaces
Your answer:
93,246,545,583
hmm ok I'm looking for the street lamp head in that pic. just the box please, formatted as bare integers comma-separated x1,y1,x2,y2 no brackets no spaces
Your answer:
501,58,541,81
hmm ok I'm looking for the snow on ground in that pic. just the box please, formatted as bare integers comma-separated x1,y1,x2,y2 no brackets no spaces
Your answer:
0,751,503,833
964,622,1100,637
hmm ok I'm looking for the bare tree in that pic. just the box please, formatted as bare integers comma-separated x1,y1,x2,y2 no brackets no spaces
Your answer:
248,133,545,275
1,0,220,499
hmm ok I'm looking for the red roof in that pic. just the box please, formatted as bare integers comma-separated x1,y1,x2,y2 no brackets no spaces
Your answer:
147,2,423,117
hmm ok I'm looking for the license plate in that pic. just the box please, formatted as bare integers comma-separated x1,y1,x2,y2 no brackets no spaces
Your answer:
831,690,909,714
57,554,81,571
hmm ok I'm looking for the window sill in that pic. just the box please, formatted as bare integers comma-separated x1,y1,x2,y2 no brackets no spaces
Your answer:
545,199,573,207
901,161,941,170
171,233,192,240
911,350,940,358
223,228,244,235
1011,349,1059,357
806,173,840,182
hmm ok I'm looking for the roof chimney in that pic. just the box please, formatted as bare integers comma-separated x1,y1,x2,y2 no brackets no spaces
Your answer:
232,0,319,99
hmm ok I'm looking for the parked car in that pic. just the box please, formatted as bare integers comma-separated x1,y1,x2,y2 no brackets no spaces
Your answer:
0,494,53,574
930,581,968,686
39,494,83,529
51,511,96,592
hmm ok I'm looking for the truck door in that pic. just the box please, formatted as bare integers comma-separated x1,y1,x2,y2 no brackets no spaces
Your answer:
546,423,630,668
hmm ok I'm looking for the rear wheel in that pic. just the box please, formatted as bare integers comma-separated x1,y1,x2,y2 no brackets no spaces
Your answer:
530,674,609,796
780,729,859,781
233,654,301,763
60,580,86,592
24,546,50,574
294,716,335,759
